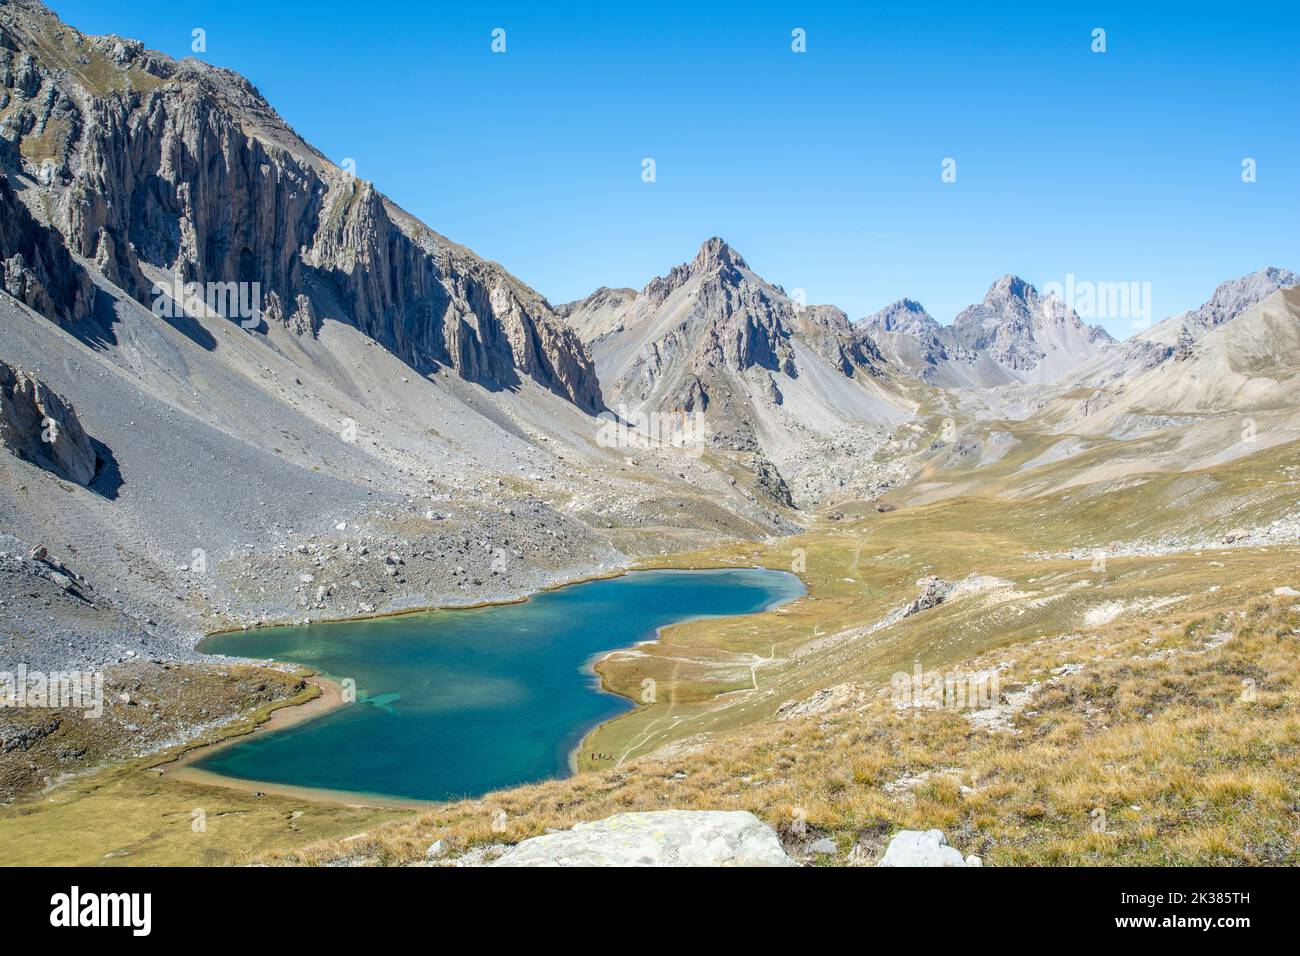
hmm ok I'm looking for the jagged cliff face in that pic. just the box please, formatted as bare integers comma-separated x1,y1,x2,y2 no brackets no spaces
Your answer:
859,276,1113,388
0,173,92,324
0,0,601,411
793,304,886,378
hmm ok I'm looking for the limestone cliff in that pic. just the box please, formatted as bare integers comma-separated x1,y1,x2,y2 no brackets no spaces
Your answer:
0,0,601,411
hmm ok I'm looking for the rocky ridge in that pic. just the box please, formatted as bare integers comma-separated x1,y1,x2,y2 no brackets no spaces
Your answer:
0,0,601,411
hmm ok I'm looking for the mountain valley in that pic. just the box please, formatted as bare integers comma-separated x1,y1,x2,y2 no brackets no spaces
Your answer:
1,0,1298,869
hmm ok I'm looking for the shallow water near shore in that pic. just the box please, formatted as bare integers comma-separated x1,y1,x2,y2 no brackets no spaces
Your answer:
195,568,804,802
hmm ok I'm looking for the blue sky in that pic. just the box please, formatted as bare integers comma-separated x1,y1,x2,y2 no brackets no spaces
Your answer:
49,0,1300,336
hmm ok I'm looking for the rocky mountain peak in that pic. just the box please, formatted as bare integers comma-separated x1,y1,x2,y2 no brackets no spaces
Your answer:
691,237,749,276
953,276,1039,338
565,237,908,467
984,274,1035,306
641,237,750,308
863,298,940,335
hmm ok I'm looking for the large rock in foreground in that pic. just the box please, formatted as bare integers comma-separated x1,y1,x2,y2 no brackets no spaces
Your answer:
492,810,799,867
0,360,100,485
876,829,982,867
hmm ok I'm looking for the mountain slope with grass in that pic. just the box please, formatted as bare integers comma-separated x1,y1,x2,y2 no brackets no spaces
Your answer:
5,438,1297,865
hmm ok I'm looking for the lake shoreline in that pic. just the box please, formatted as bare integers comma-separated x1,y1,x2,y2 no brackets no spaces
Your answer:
154,674,435,809
185,564,804,808
200,566,641,641
200,558,789,640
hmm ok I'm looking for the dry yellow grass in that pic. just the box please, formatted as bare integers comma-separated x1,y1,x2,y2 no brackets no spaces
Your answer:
580,440,1300,775
0,665,400,865
264,596,1300,866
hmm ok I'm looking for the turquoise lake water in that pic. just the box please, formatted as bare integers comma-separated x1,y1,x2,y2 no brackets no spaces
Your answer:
195,568,804,802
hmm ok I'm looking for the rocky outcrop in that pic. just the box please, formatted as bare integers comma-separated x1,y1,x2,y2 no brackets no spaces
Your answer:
1170,267,1300,340
877,829,982,867
263,291,320,338
0,0,601,411
776,682,858,720
491,811,800,867
905,574,954,615
0,359,100,484
0,176,93,326
754,454,794,507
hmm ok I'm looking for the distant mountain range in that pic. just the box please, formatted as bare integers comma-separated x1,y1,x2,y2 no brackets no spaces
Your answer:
860,277,1115,388
562,236,1297,448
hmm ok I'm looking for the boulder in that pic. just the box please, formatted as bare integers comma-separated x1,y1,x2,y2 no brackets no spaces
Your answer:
491,810,799,867
905,576,954,616
776,683,857,721
876,829,981,867
0,361,100,485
